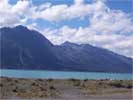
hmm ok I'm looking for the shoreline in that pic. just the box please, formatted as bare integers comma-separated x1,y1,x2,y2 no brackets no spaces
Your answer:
1,68,132,74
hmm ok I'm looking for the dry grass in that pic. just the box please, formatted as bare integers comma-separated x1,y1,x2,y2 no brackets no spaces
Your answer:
0,77,59,99
69,79,133,95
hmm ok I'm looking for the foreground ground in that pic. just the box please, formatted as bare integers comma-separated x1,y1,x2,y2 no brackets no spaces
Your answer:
0,77,133,100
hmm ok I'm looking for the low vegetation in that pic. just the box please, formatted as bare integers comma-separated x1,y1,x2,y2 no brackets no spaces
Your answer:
109,80,133,89
69,79,133,95
0,77,132,99
0,77,59,99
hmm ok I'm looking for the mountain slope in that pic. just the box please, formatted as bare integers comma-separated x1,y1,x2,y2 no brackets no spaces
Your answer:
54,42,132,73
1,25,58,69
0,26,132,73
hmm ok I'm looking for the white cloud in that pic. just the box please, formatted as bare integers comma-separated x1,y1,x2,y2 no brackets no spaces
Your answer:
36,4,68,21
74,0,84,5
0,0,31,27
37,2,52,10
32,0,107,22
12,0,30,15
90,10,133,35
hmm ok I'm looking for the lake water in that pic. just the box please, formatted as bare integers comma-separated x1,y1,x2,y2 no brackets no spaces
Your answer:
0,69,132,80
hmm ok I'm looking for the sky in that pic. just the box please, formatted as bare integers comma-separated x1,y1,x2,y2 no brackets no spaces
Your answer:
0,0,133,57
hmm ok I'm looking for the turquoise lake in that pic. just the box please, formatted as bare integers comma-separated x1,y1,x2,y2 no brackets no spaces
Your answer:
0,69,132,80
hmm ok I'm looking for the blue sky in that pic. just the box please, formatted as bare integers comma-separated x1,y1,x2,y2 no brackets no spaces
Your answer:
9,0,132,12
8,0,132,30
0,0,133,57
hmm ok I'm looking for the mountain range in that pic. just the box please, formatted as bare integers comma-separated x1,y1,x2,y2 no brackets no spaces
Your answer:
0,25,132,73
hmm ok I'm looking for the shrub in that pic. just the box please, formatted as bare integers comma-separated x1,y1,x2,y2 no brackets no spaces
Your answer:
49,86,55,90
47,79,53,82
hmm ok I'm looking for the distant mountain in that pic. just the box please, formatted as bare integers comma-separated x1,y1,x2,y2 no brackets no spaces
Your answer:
0,25,132,73
55,42,132,73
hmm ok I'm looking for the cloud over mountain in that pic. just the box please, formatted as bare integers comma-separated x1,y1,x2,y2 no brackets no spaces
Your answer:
0,0,132,57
